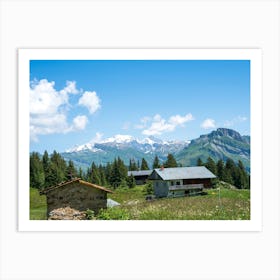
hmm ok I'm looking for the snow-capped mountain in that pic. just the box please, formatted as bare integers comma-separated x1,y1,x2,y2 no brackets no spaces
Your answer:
62,134,190,169
66,134,190,153
61,129,250,171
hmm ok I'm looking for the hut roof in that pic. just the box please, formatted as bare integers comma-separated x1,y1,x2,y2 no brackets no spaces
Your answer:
151,166,216,181
40,178,113,195
127,170,153,177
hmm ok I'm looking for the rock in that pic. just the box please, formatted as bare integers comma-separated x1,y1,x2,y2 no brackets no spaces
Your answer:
48,207,87,220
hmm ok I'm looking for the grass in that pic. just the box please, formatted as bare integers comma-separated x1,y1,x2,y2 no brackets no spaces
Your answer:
30,187,47,220
104,184,250,220
29,184,250,220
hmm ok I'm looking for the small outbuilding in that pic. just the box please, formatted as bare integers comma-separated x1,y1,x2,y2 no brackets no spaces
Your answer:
127,170,153,185
149,166,216,198
40,178,113,217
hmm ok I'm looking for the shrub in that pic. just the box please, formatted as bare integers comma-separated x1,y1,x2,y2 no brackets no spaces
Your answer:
97,207,130,220
85,209,95,220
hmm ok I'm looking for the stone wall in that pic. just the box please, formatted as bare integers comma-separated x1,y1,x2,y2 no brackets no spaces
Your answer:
46,182,107,217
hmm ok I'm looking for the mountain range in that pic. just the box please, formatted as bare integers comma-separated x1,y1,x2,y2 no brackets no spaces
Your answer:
61,128,250,171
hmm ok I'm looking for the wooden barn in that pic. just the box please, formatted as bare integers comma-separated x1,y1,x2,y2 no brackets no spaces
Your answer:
149,166,216,198
127,170,152,185
40,178,113,217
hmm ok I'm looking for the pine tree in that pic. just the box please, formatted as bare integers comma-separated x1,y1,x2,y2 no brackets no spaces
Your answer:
224,158,236,185
152,155,161,169
88,161,101,185
236,160,249,189
78,167,84,179
216,159,225,180
50,150,67,184
205,157,217,175
30,152,45,189
197,157,204,166
99,165,108,186
141,158,149,170
42,150,50,172
66,160,77,180
165,153,178,168
126,174,136,188
110,158,127,188
129,159,138,171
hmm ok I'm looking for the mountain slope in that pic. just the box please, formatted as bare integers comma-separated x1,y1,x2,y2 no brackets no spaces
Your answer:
175,128,250,171
61,128,250,171
61,135,190,169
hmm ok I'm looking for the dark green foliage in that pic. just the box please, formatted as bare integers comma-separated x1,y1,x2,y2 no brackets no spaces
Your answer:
30,152,45,189
78,167,84,179
145,182,154,195
216,159,225,180
87,161,101,185
66,160,78,180
141,158,149,170
165,153,178,168
129,159,138,171
205,157,217,175
197,157,204,166
50,150,67,184
110,157,128,188
85,209,95,220
152,155,161,168
126,174,136,188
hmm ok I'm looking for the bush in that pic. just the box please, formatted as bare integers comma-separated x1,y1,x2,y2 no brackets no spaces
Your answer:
85,209,95,220
97,207,130,220
145,182,154,195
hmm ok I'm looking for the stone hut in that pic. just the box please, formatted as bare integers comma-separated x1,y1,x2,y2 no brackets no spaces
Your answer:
40,178,113,217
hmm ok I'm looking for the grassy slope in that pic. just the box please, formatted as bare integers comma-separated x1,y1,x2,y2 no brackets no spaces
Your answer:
30,188,47,220
107,186,250,220
30,184,250,220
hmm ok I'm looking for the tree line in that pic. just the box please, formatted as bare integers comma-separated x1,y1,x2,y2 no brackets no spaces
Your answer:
197,157,250,189
30,150,249,190
30,150,180,190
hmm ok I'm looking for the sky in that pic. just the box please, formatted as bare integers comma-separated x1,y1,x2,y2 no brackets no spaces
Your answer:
30,60,250,153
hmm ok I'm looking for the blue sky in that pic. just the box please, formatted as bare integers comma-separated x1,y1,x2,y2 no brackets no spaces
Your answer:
30,60,250,153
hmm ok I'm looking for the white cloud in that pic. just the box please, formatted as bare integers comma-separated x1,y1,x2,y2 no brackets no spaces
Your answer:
142,113,194,136
72,115,88,130
89,132,104,144
30,79,66,115
169,114,194,125
30,79,94,141
62,81,79,94
134,116,151,129
201,118,216,129
78,91,101,114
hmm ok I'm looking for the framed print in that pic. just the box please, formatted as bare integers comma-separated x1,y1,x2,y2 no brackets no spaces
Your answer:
1,0,279,280
18,48,262,231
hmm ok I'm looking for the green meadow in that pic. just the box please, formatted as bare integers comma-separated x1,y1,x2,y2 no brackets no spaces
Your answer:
30,183,250,220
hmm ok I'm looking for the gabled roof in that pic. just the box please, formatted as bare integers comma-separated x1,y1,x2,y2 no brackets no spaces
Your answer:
127,170,153,177
151,166,216,180
40,178,113,195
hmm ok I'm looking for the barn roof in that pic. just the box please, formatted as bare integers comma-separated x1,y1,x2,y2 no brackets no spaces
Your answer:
40,178,113,195
151,166,216,180
127,170,153,177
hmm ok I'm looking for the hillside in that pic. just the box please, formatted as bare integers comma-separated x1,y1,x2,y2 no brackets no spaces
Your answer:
61,135,189,169
176,128,250,171
61,128,250,171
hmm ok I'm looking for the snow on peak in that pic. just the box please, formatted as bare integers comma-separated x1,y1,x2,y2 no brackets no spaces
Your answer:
100,134,136,144
65,134,190,153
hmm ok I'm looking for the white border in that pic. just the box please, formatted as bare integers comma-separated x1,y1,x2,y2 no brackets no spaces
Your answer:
18,48,262,232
